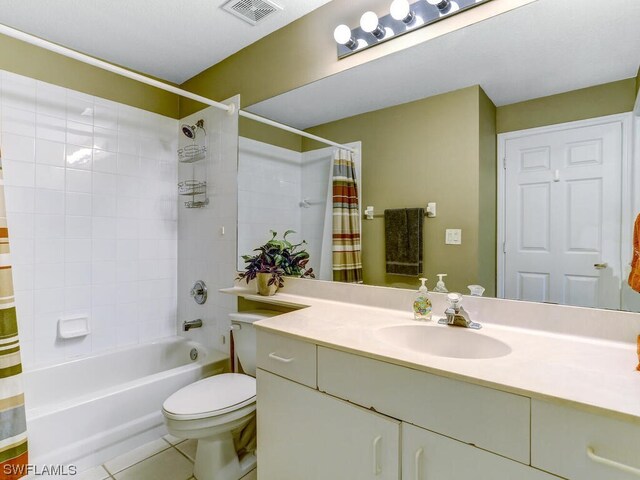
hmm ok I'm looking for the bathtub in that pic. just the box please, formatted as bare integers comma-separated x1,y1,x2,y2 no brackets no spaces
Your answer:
24,337,227,471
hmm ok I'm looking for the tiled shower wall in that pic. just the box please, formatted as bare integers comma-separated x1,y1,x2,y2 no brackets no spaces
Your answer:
178,100,239,353
1,70,179,369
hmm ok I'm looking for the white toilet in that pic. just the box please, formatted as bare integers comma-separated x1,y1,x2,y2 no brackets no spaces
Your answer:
162,310,275,480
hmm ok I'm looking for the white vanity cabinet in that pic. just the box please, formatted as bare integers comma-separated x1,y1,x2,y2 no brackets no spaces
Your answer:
256,328,633,480
256,369,401,480
532,400,640,480
403,423,559,480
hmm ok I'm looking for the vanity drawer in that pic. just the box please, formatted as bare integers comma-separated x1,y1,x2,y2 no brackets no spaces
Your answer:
257,330,317,388
532,400,640,480
317,347,530,464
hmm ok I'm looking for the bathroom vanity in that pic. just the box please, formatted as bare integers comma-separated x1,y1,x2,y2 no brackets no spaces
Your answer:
222,281,640,480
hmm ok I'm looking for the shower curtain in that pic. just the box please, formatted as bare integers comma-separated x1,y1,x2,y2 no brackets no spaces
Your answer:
0,154,28,479
331,149,363,283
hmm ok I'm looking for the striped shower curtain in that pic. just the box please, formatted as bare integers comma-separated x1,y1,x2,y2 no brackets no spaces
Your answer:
0,154,29,478
332,149,363,283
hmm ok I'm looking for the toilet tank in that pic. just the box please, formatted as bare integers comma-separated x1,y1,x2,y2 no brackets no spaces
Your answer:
229,310,278,376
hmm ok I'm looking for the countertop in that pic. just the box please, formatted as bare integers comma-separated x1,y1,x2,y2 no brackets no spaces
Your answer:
222,286,640,424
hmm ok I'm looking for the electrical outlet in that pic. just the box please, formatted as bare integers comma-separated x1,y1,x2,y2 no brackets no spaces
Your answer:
445,229,462,245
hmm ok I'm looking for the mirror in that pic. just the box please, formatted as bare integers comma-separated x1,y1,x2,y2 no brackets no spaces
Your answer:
237,0,640,313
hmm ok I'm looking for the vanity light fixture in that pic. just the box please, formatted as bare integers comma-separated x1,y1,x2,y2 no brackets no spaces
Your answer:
360,11,386,39
390,0,415,24
333,0,491,59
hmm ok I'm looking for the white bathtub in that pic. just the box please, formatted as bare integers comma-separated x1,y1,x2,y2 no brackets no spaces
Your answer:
24,337,227,471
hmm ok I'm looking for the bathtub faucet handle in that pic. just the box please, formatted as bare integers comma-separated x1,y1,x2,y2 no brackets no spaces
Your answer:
183,319,203,331
190,280,207,305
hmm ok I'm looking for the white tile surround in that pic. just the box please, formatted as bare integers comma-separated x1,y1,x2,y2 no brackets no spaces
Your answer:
237,137,303,270
178,99,239,353
1,70,179,368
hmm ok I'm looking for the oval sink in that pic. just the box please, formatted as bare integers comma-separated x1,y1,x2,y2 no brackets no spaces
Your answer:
375,325,511,359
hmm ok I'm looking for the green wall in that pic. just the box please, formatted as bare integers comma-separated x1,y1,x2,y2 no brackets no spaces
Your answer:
0,34,180,118
496,78,636,133
239,117,302,151
301,86,496,294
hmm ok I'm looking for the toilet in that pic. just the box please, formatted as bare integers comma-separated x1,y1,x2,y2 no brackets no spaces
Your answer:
162,310,276,480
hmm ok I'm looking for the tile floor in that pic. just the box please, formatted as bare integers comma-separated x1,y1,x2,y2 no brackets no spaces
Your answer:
75,435,257,480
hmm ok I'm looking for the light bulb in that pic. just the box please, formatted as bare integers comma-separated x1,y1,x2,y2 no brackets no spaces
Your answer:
360,11,386,39
360,11,379,32
390,0,415,24
390,0,410,20
333,24,351,44
333,24,357,50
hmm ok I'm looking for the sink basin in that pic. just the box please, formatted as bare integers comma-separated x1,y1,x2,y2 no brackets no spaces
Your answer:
375,324,511,359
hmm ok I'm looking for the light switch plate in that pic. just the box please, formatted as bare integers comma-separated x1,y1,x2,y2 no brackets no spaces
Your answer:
446,229,462,245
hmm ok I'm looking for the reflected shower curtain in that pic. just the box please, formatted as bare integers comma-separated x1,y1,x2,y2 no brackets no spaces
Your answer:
332,149,363,283
0,154,28,479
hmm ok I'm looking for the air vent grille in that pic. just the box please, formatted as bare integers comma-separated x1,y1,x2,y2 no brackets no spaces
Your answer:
222,0,282,26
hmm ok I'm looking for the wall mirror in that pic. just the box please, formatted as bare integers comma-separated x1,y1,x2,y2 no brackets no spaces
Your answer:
237,0,640,313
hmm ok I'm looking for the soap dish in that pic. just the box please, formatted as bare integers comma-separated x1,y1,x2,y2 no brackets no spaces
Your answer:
58,316,90,339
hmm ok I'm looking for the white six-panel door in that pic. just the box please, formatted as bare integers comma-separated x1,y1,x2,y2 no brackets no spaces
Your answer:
502,120,623,309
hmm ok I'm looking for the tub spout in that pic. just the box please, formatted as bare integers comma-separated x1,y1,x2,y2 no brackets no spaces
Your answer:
183,319,203,331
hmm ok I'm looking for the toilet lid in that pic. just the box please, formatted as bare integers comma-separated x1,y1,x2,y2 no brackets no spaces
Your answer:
163,373,256,419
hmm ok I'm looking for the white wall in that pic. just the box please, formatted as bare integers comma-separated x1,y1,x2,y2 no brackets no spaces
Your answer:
1,70,178,369
237,137,303,270
178,100,239,353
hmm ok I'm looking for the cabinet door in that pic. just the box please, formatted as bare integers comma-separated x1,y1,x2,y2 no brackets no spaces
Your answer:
257,369,400,480
403,423,560,480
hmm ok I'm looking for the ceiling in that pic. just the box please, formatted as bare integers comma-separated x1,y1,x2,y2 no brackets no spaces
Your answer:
0,0,331,84
248,0,640,129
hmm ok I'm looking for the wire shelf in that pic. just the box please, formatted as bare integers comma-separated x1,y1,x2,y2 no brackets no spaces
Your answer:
178,180,207,196
178,145,207,163
184,198,209,209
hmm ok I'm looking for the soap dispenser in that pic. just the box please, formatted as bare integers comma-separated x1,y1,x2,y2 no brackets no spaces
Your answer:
413,278,433,321
434,274,448,293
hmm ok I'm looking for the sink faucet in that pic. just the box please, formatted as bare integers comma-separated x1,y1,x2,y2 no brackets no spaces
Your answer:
183,319,203,331
438,293,482,330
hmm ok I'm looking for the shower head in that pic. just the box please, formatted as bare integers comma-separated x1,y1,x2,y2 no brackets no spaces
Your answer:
181,124,197,139
181,119,206,140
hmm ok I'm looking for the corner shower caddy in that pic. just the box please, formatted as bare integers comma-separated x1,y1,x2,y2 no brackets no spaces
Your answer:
178,119,209,208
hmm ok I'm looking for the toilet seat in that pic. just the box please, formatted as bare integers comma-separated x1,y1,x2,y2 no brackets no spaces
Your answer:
163,373,256,421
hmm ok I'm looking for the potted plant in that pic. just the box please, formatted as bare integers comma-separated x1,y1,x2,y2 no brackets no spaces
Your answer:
237,230,315,296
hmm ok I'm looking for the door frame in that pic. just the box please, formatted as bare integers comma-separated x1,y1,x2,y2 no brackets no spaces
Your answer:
496,112,634,299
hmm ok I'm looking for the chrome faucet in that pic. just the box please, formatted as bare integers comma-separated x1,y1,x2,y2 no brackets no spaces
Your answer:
438,293,482,330
183,319,203,331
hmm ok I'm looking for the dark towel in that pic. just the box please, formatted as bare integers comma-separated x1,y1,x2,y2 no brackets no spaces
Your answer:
385,208,424,276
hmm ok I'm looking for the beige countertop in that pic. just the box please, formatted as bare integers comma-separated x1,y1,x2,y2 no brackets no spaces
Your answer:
222,286,640,424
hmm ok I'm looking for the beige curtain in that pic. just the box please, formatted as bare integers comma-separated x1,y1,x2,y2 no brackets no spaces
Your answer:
332,149,363,283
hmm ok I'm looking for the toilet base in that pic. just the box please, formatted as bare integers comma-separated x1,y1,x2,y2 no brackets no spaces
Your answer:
193,431,239,480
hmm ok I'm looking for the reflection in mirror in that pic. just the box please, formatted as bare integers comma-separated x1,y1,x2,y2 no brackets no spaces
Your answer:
237,0,640,313
237,138,362,282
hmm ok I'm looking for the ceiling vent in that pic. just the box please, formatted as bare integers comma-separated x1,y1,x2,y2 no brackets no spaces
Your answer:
221,0,283,26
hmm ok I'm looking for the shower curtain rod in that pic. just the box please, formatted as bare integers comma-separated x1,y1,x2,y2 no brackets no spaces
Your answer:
239,110,356,153
0,23,356,154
